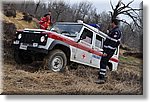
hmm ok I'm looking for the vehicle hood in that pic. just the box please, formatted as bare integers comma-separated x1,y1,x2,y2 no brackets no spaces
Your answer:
23,28,49,32
23,28,75,41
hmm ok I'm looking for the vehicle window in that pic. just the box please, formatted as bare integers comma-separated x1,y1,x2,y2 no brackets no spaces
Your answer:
50,23,83,37
95,35,103,49
82,28,93,44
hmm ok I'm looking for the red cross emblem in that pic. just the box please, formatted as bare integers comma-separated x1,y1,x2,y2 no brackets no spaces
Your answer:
82,54,86,59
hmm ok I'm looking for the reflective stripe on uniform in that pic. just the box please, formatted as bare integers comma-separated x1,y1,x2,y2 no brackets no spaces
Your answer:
104,45,116,50
100,72,106,75
100,69,106,72
107,36,118,42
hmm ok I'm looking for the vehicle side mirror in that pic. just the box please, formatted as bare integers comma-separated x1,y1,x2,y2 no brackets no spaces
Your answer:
77,33,86,43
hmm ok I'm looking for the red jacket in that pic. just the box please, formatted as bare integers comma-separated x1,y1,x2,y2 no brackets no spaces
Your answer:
39,17,50,30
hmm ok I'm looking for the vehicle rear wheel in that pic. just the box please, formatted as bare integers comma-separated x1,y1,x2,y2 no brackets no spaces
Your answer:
14,49,33,64
44,49,67,72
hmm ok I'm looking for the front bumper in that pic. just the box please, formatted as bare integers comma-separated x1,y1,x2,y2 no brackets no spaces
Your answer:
12,44,48,54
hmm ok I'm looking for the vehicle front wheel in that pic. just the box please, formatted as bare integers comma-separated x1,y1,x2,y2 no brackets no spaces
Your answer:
44,49,67,72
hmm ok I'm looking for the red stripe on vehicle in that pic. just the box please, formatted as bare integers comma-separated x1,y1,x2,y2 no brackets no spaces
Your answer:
110,58,119,63
46,32,119,63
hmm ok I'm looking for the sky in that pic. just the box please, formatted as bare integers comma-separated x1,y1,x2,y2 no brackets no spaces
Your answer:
41,0,142,13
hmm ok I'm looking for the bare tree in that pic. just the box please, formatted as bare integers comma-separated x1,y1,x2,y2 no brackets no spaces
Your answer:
99,12,111,32
80,1,93,20
51,1,68,21
121,23,142,51
85,8,99,24
34,0,41,16
109,0,143,31
71,1,93,22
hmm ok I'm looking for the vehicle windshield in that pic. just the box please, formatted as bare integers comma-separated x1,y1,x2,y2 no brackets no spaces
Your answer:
50,23,83,37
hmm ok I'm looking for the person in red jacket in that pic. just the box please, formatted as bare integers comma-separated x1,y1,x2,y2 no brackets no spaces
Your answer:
39,14,51,30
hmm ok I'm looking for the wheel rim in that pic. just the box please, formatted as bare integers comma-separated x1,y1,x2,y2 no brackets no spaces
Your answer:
51,56,63,72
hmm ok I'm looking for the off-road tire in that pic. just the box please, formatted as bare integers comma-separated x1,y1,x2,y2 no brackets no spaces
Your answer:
44,49,67,72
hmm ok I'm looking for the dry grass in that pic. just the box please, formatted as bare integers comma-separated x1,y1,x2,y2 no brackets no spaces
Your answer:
2,11,38,29
2,55,143,95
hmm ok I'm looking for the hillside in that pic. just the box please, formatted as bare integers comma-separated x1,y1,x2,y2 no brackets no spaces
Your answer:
2,12,143,95
3,11,38,29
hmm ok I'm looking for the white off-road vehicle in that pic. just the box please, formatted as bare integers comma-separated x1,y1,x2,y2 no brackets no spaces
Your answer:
12,20,120,72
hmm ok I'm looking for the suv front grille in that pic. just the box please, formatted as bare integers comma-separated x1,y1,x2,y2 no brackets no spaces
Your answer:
20,32,47,45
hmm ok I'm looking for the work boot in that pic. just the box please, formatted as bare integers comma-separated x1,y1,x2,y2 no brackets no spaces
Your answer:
95,74,106,84
95,79,105,84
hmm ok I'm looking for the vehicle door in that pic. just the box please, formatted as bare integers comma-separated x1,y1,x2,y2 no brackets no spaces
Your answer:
75,27,93,65
92,33,105,68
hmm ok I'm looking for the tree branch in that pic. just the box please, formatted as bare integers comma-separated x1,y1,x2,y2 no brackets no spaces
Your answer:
123,12,142,29
110,0,143,31
119,19,138,38
34,0,41,16
118,0,134,12
119,19,133,31
110,0,114,10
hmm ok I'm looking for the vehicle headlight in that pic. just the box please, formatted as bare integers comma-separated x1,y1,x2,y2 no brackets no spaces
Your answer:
40,36,45,42
18,34,22,39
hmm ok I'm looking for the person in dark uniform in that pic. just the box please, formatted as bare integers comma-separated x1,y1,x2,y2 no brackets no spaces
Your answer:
95,19,122,84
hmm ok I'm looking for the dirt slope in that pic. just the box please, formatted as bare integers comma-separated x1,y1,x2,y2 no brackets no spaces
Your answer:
2,11,143,95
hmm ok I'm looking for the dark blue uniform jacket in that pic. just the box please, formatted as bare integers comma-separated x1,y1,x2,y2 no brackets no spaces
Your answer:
103,26,122,53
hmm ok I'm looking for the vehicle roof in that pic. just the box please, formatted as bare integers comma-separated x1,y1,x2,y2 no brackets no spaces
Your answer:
56,21,107,38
